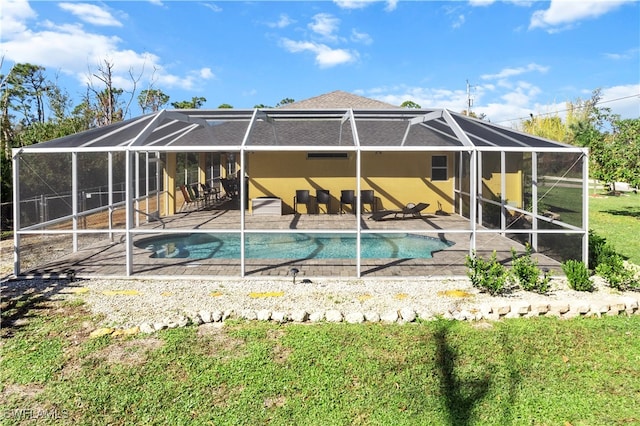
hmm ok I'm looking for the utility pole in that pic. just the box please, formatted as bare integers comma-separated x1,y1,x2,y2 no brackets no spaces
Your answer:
466,79,474,116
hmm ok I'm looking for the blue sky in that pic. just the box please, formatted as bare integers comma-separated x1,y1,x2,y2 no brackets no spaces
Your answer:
2,0,639,127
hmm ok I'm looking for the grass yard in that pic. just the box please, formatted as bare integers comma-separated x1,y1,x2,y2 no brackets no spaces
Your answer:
1,297,639,426
589,192,640,264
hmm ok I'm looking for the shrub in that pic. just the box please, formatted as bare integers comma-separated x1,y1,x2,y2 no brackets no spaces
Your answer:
562,259,594,292
510,244,551,294
465,251,510,295
595,253,638,291
588,230,609,270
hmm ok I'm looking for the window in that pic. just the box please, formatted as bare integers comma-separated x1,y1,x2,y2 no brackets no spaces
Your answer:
431,155,448,181
307,152,349,160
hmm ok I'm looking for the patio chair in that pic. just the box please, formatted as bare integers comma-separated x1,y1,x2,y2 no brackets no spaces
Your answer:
316,189,331,214
368,202,430,221
201,182,220,203
221,178,238,199
340,190,355,214
360,189,376,213
293,189,311,214
191,183,207,204
179,185,200,212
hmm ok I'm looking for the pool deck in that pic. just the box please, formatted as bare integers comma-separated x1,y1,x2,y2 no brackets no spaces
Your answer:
16,204,562,280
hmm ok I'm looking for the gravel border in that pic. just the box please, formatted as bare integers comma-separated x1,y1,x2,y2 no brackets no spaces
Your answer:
3,276,639,331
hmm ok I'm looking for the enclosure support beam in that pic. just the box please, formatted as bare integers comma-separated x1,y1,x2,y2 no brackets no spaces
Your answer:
469,149,478,255
125,151,134,276
348,109,362,278
108,152,114,241
135,152,140,227
477,151,483,226
240,149,246,277
12,151,21,276
72,152,78,252
582,151,589,265
531,152,538,251
500,151,506,235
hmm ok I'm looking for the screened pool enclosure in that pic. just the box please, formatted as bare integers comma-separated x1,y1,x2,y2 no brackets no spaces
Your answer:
12,103,589,278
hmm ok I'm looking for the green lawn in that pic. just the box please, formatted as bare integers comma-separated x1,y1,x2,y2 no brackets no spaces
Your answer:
589,192,640,264
1,298,639,425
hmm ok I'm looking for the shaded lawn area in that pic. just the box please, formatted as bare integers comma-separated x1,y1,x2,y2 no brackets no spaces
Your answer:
589,192,640,264
1,298,639,426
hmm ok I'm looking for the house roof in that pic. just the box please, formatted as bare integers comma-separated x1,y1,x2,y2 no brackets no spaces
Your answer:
282,90,397,109
20,92,579,153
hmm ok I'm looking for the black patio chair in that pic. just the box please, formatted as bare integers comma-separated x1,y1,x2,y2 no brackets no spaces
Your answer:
316,189,331,214
340,190,355,214
361,189,376,213
201,182,220,203
293,189,311,214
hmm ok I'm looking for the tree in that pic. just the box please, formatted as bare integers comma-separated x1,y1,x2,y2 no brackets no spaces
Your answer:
138,89,170,114
401,100,421,109
171,96,206,109
3,63,50,126
217,103,233,109
521,114,566,142
590,118,640,188
87,60,124,126
275,98,295,107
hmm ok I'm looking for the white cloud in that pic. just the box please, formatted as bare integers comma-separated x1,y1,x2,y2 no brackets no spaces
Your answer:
357,85,468,110
59,3,123,27
600,84,640,119
530,0,632,32
201,3,222,13
351,29,373,45
481,63,549,80
469,0,495,6
309,13,340,40
2,5,214,93
267,14,294,29
281,39,357,68
452,14,465,29
198,68,214,79
1,0,37,36
334,0,397,11
604,47,639,61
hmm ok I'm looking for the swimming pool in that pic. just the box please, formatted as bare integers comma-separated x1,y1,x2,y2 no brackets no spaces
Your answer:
135,233,453,260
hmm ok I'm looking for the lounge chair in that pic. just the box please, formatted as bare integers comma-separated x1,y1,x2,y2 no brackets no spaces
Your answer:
368,202,430,221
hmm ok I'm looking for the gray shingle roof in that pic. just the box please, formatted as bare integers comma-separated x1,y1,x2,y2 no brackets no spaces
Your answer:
283,90,397,109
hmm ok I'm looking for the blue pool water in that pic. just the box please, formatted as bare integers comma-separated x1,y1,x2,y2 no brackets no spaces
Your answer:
135,233,453,260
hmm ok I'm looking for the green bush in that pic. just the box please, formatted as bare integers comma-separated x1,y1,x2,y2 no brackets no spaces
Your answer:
510,244,551,294
589,229,640,290
595,253,637,291
465,251,510,295
588,230,609,270
562,259,594,292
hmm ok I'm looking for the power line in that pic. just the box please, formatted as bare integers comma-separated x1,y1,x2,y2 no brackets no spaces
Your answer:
495,93,640,124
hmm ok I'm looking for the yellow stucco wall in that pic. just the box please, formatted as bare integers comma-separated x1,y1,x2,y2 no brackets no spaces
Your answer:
246,151,456,214
480,152,523,208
